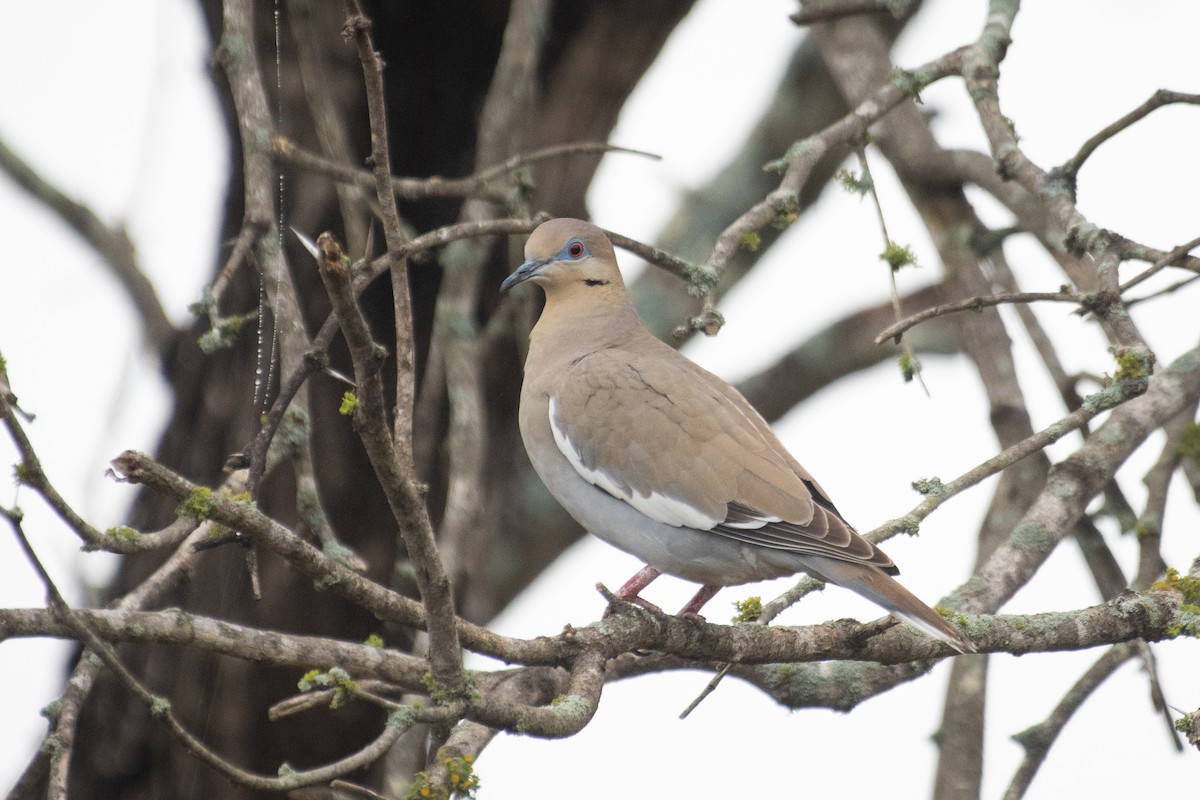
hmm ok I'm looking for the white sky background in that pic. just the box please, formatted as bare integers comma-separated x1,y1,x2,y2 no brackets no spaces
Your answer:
1,0,1197,797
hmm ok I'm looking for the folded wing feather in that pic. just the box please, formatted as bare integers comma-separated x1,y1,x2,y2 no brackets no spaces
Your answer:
548,346,897,573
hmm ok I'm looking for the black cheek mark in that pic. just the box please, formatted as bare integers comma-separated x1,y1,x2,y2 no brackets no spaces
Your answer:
584,279,610,287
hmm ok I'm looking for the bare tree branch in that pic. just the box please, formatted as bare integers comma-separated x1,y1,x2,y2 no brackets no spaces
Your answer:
0,134,175,353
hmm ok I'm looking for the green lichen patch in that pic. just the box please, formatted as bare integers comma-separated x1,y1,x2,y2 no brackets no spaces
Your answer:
274,405,311,457
889,65,936,100
176,487,214,521
388,705,419,730
911,477,945,496
680,261,719,296
297,666,356,709
338,391,359,416
883,514,921,538
104,525,140,543
764,137,822,174
835,169,873,197
732,596,763,623
40,699,62,722
1010,520,1053,554
897,352,921,382
771,193,800,228
880,241,918,271
420,671,477,705
1151,567,1200,607
1112,346,1153,382
739,230,762,252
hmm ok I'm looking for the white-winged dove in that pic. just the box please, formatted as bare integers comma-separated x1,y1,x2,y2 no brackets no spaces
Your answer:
502,218,975,654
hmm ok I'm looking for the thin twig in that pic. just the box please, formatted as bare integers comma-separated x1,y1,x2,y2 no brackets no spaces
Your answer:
274,136,658,204
1059,90,1200,184
0,135,175,353
963,5,1150,351
206,222,263,312
1135,402,1200,589
695,43,969,335
868,382,1142,546
875,290,1083,344
313,224,465,695
3,508,420,792
0,382,194,553
1003,644,1139,800
1119,232,1200,294
855,148,929,392
286,0,372,255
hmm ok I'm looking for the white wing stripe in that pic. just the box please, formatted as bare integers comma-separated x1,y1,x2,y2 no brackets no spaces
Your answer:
721,515,781,529
548,396,720,530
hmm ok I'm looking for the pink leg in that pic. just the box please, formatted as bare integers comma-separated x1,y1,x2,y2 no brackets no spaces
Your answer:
677,585,721,622
611,565,663,614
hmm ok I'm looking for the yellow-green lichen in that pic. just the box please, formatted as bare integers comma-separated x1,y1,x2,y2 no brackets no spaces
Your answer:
1134,519,1159,540
176,487,214,521
197,311,257,354
338,391,359,416
297,666,356,709
364,633,385,648
105,525,140,543
739,230,762,252
1151,568,1200,607
732,595,763,623
897,352,921,382
880,241,918,271
405,753,479,800
1112,346,1152,382
771,193,800,228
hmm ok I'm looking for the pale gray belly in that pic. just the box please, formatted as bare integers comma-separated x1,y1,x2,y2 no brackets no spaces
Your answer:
527,439,802,586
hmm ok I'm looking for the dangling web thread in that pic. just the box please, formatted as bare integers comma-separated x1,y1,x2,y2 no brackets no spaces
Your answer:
255,0,285,411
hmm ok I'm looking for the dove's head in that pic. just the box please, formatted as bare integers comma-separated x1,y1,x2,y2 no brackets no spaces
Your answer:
501,218,626,299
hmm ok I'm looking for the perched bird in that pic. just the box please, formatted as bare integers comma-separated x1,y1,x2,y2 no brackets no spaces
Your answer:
502,218,974,654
